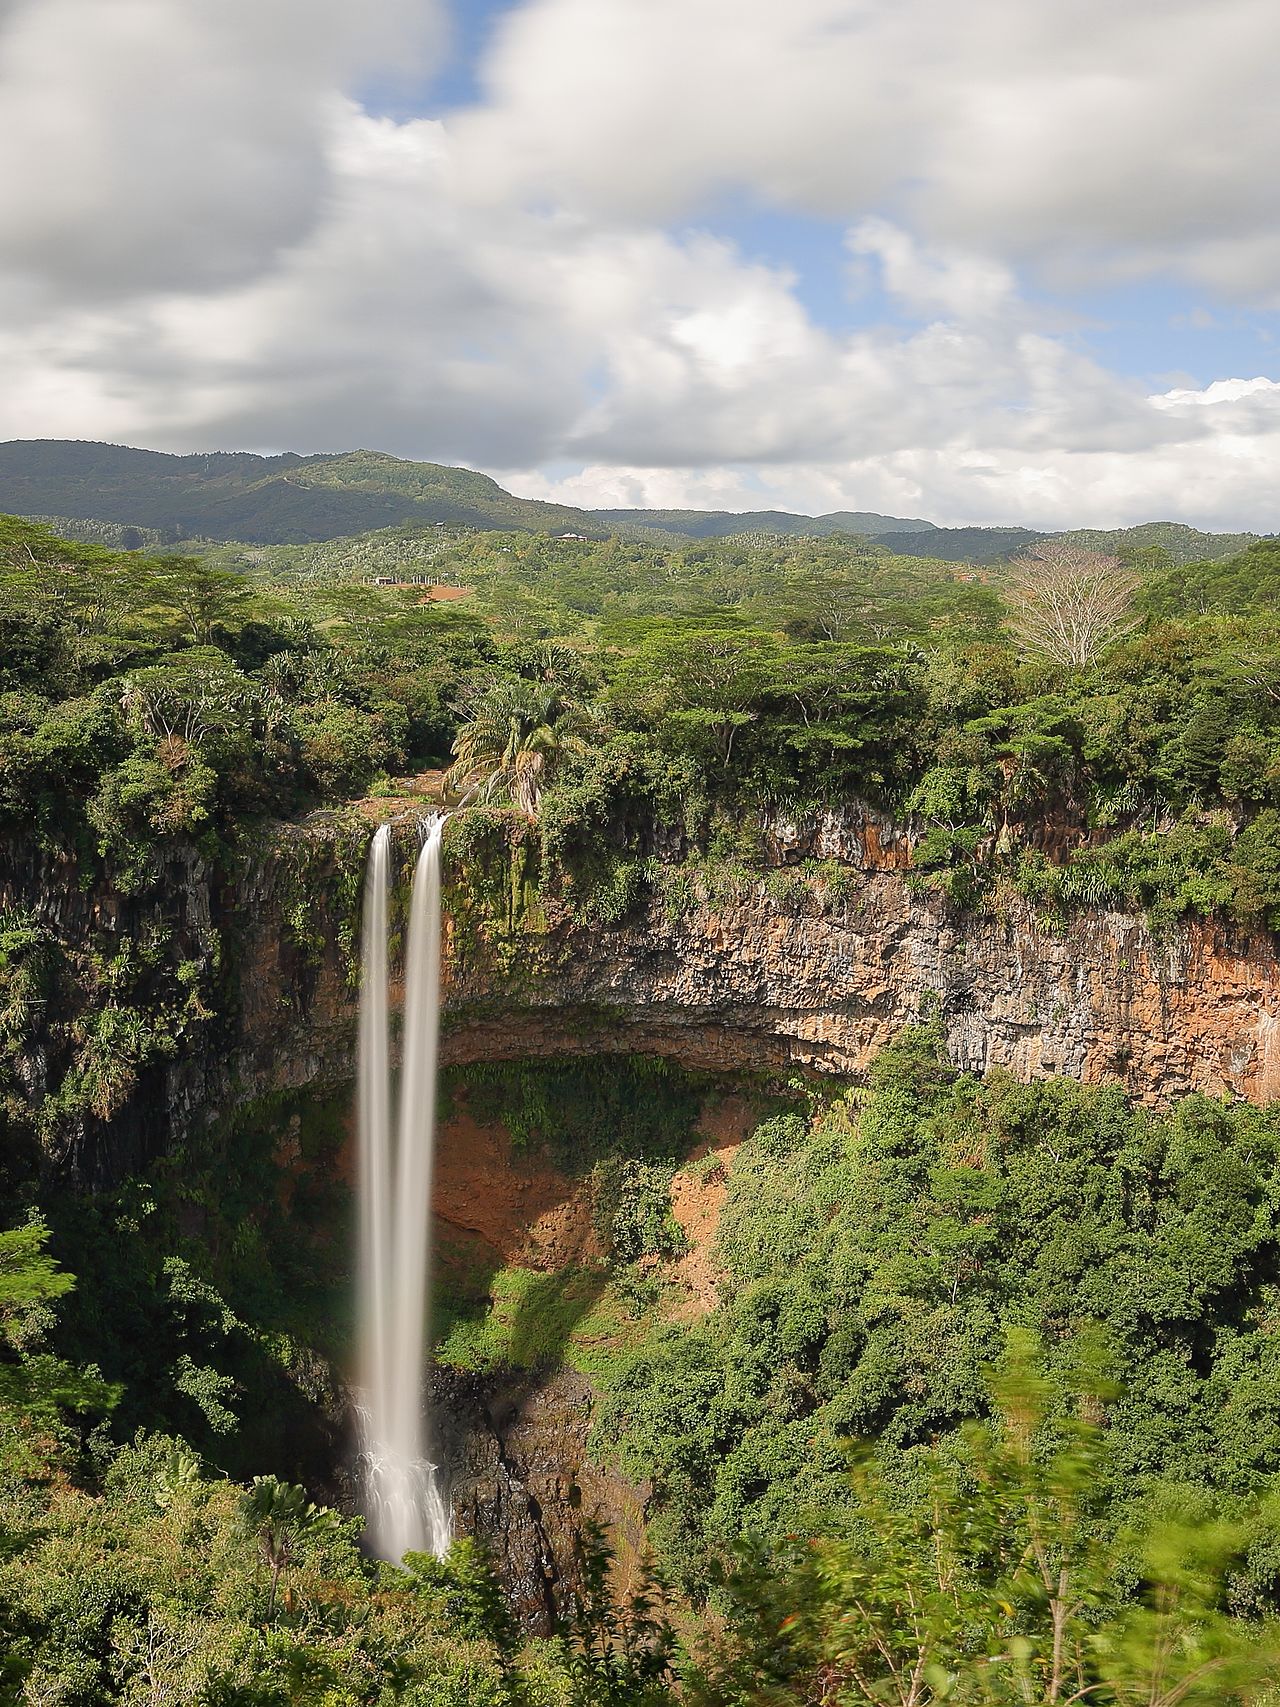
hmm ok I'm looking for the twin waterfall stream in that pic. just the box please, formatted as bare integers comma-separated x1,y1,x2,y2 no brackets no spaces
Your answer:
355,816,452,1563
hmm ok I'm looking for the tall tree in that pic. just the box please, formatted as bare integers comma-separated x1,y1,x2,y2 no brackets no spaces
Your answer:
446,677,591,814
1004,542,1141,667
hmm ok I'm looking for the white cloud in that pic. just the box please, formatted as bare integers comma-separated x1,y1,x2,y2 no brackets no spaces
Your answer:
846,220,1018,323
1151,376,1280,409
0,0,1277,533
0,0,441,297
454,0,1280,300
506,417,1280,534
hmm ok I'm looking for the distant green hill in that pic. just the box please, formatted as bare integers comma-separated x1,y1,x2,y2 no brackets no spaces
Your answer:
0,440,604,544
877,521,1260,567
876,526,1047,563
590,506,935,539
0,441,1264,565
0,446,949,546
1055,520,1258,565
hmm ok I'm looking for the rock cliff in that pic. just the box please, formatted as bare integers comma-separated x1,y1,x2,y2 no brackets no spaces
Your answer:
445,878,1280,1103
10,805,1280,1618
439,799,1280,1105
438,1365,647,1632
204,806,1280,1120
8,804,1280,1189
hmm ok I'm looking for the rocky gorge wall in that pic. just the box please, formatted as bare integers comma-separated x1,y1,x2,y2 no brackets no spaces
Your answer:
443,876,1280,1105
10,804,1280,1626
236,804,1280,1110
443,800,1280,1105
7,800,1280,1190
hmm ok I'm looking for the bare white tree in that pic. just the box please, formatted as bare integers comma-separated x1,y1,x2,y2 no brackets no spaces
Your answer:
1003,541,1141,667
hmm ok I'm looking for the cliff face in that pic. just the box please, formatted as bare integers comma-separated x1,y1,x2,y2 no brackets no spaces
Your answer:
228,808,1280,1112
0,822,363,1182
438,803,1280,1108
444,880,1280,1104
438,1366,647,1633
8,804,1280,1189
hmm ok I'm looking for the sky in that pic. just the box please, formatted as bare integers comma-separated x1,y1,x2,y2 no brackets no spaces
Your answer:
0,0,1278,530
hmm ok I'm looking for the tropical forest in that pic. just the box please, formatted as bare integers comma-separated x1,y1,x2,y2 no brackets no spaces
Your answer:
1,433,1280,1705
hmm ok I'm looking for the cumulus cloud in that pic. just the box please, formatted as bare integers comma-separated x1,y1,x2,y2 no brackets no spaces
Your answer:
846,221,1018,324
0,0,1277,531
1151,376,1280,410
506,416,1280,534
0,110,584,463
455,0,1280,300
0,0,441,297
0,110,1164,484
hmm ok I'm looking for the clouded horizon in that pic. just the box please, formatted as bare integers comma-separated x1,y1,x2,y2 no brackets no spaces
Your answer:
1,0,1278,530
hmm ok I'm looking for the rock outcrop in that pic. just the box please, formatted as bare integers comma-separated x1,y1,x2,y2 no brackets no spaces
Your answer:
9,803,1279,1187
438,1366,646,1634
443,879,1280,1104
434,799,1280,1106
217,806,1280,1115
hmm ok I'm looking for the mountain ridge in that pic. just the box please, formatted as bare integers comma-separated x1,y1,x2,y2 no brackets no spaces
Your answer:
590,505,937,538
0,439,959,547
0,439,1262,564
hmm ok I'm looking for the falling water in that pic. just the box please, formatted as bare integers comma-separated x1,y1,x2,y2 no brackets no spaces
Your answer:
356,824,393,1521
356,815,452,1562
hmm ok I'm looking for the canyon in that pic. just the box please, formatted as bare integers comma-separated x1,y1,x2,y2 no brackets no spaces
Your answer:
7,802,1280,1623
7,800,1280,1180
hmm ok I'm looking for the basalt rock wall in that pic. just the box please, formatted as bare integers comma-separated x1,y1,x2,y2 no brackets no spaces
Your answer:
0,820,361,1182
443,878,1280,1105
7,804,1280,1186
236,809,1280,1110
437,798,1280,1106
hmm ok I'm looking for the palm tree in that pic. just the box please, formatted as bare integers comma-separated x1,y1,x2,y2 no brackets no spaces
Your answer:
241,1475,337,1619
445,678,590,816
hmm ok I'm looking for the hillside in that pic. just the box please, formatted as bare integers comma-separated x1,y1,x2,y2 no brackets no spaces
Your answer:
0,441,1265,566
1056,518,1259,564
590,505,935,538
0,439,603,544
879,519,1263,566
875,524,1046,562
0,439,939,548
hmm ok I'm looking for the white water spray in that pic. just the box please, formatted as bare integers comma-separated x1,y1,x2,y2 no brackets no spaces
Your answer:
356,815,452,1562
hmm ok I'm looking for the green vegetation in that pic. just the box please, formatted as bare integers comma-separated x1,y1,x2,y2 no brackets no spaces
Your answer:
687,1344,1280,1706
0,513,491,862
11,1044,1280,1700
457,1057,707,1173
0,1421,669,1703
435,1266,646,1378
9,493,1280,948
11,501,1280,1177
0,439,600,543
591,1030,1280,1598
8,488,1280,1699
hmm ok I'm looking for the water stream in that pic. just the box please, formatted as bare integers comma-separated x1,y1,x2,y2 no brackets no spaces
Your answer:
356,815,452,1562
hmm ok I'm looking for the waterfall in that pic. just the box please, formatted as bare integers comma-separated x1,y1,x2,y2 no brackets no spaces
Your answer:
356,815,452,1563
